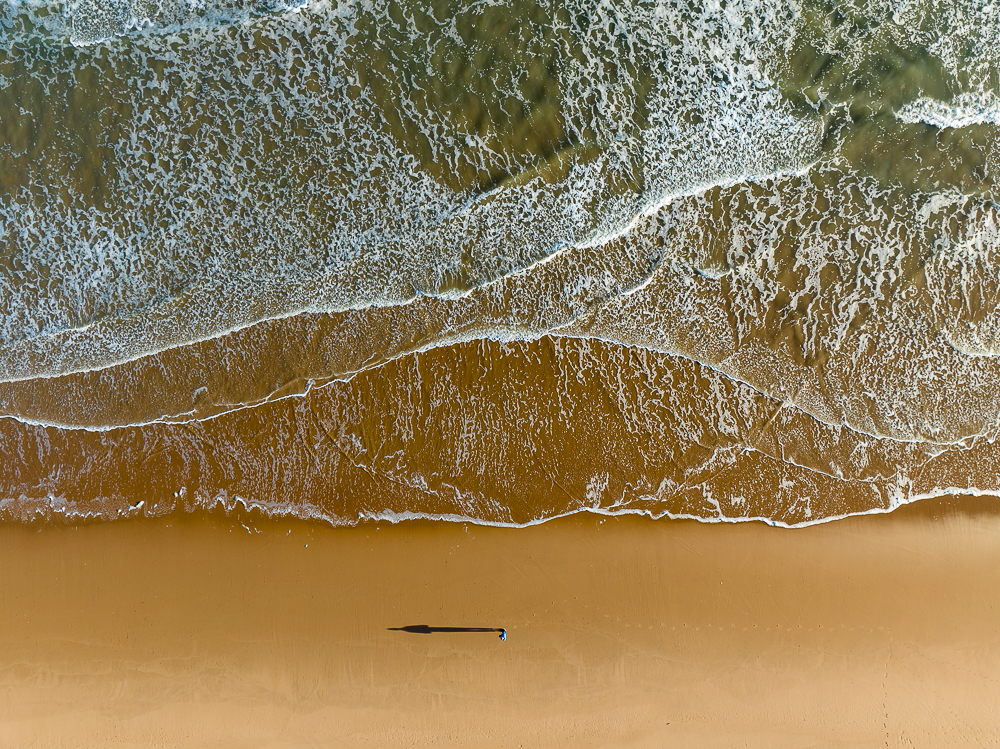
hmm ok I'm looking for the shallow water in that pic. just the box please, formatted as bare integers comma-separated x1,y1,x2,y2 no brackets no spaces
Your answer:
1,0,999,525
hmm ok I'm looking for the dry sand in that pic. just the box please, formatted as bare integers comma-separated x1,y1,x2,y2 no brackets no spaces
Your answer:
1,498,998,748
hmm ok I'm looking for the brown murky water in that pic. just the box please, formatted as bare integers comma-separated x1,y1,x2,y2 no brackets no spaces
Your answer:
2,0,1000,525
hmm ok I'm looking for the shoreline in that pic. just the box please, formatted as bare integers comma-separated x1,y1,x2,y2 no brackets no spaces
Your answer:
5,334,991,530
1,495,999,747
9,484,1000,531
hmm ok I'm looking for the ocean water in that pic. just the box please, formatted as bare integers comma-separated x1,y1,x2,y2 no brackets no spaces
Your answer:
1,0,999,525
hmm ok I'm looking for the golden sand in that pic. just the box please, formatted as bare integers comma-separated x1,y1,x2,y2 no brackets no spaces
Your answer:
1,498,998,748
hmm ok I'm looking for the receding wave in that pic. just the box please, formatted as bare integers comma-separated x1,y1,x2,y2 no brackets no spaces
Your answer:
2,336,998,528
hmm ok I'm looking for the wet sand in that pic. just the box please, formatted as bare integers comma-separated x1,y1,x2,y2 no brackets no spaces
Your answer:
1,498,998,748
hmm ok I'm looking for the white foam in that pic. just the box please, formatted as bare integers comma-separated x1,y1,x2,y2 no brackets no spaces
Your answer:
896,93,1000,129
0,0,823,382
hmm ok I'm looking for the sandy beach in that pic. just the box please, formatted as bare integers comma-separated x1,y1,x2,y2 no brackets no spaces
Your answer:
1,497,998,748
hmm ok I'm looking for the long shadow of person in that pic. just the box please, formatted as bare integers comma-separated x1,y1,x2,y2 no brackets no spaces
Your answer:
389,624,506,641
